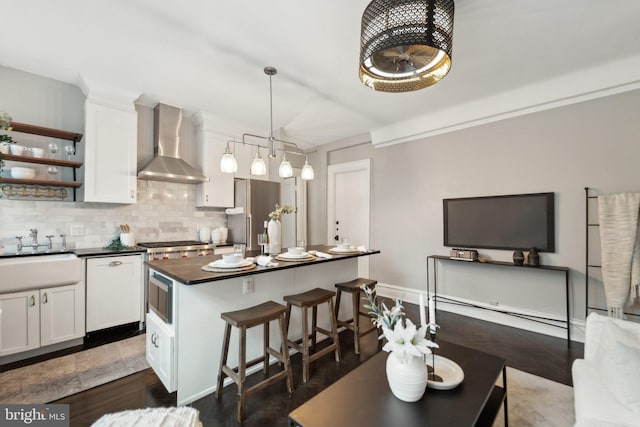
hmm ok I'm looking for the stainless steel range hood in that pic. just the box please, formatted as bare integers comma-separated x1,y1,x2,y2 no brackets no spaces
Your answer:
137,103,209,184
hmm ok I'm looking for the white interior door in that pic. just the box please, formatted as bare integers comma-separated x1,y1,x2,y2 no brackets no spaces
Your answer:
327,159,371,278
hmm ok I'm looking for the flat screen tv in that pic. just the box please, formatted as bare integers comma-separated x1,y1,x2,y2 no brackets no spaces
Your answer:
443,192,555,252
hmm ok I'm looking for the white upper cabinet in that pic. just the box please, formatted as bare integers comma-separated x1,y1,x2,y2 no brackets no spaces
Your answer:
79,77,139,203
194,113,235,208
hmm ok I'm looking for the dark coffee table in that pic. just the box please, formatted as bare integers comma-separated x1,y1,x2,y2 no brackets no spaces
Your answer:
288,340,508,427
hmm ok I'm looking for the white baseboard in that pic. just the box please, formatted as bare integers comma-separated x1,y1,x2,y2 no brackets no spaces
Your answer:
375,282,585,343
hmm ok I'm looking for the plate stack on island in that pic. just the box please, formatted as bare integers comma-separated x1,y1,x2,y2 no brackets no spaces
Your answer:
203,253,256,272
275,247,316,262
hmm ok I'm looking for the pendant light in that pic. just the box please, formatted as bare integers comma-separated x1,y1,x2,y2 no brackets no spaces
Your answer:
301,156,315,180
250,148,267,176
220,66,315,180
278,153,293,178
359,0,455,92
220,141,238,173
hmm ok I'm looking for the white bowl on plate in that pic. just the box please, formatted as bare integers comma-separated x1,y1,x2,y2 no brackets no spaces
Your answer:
11,167,35,179
338,243,351,250
287,247,303,256
222,253,243,264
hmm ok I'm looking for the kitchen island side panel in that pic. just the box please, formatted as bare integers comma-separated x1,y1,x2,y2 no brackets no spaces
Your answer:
175,258,358,405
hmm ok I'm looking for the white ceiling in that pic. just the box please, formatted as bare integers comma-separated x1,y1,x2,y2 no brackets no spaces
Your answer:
2,0,640,149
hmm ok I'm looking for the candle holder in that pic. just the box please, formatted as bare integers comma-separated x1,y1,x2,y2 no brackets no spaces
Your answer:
427,326,442,382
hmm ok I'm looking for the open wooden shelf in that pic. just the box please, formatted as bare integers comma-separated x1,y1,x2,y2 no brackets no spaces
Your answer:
9,122,83,142
0,178,83,188
1,153,83,168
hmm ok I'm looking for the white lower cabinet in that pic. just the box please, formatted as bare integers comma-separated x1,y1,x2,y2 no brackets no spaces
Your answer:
0,284,84,357
86,254,143,332
146,311,176,392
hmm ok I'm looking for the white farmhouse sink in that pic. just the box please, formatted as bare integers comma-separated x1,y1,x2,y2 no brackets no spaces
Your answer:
0,254,82,293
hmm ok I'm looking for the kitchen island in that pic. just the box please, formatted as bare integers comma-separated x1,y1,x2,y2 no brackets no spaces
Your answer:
145,245,379,405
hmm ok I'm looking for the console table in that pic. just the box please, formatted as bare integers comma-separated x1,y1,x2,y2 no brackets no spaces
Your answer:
427,255,570,343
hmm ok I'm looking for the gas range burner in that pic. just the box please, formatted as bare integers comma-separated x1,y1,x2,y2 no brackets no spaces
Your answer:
141,240,217,260
138,240,205,248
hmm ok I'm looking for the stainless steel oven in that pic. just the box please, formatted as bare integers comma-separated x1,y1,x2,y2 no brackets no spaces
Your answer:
148,271,173,324
139,240,215,325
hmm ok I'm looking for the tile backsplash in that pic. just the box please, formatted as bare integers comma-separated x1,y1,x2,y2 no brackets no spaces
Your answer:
0,180,226,252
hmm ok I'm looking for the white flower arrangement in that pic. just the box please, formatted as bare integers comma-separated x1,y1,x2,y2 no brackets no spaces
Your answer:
362,285,438,363
268,203,296,221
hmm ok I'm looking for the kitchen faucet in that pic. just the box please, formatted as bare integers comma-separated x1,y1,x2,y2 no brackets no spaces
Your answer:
16,228,55,253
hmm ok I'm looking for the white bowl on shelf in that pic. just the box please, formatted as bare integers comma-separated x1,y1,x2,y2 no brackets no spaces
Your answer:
29,147,44,158
10,144,27,155
11,167,36,179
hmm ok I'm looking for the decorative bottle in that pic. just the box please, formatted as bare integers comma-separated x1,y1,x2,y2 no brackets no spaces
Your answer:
527,247,540,267
263,220,270,255
512,250,525,266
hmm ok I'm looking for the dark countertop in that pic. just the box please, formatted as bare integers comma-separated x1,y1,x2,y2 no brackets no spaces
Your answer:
146,245,381,285
0,249,76,259
0,246,146,259
0,242,241,259
74,247,148,257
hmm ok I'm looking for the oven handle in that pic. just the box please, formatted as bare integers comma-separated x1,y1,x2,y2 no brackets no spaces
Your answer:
150,272,172,290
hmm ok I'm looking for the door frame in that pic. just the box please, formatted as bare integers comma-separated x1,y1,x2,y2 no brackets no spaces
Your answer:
327,159,371,247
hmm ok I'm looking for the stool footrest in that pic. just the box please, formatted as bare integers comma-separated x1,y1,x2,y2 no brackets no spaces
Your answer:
307,344,338,363
244,369,291,398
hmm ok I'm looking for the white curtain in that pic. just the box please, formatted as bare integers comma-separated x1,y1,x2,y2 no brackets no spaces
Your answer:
598,193,640,319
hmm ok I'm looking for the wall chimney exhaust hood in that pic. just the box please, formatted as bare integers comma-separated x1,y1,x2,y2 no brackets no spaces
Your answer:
137,103,209,184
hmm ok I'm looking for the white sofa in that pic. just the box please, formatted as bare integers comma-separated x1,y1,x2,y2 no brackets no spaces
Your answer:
572,313,640,427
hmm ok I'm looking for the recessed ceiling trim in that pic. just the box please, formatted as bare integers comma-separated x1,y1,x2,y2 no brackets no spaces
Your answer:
371,55,640,147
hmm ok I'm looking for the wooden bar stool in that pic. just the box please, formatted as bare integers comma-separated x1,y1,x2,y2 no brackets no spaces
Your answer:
216,301,293,423
284,288,342,383
335,278,378,354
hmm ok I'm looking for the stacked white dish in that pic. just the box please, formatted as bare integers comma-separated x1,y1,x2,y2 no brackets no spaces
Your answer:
11,167,35,179
29,147,44,157
277,251,311,260
329,244,358,253
209,253,252,269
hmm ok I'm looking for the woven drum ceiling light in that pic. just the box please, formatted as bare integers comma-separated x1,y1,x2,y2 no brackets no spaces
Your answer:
359,0,455,92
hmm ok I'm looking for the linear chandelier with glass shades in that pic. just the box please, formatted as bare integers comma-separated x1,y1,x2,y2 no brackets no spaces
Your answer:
219,67,314,180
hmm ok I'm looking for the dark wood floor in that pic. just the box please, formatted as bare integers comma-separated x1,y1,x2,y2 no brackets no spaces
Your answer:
53,307,583,427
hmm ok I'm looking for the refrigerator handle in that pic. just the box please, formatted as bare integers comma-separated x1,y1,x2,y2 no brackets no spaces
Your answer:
247,214,252,249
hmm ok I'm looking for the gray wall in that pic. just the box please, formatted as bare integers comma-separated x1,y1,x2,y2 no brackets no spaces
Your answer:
307,88,640,323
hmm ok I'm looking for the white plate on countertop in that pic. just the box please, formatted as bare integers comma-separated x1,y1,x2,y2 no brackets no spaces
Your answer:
208,259,253,269
426,355,464,390
277,252,311,259
328,246,360,253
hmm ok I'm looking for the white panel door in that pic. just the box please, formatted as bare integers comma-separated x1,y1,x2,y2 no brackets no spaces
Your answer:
327,159,371,277
0,290,39,356
86,255,142,332
146,311,176,392
195,130,234,207
40,284,84,347
83,100,137,203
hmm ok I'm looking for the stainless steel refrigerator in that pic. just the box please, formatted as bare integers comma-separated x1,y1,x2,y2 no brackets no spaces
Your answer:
227,179,281,250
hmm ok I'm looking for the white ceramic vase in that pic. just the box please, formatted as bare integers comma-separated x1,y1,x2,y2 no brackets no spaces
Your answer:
267,219,281,254
386,352,428,402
